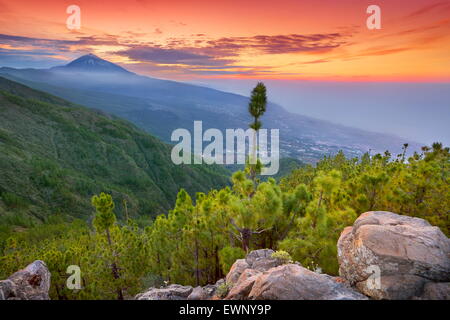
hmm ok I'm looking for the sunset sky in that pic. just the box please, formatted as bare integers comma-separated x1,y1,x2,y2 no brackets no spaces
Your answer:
1,0,450,81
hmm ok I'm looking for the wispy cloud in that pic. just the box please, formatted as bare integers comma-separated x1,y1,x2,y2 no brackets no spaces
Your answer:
0,33,120,51
114,32,348,71
204,33,344,54
0,30,348,75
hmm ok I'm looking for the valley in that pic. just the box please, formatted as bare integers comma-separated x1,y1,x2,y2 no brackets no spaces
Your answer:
0,54,421,164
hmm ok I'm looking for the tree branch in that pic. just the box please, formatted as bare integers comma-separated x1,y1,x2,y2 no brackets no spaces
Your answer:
252,227,271,235
230,218,244,233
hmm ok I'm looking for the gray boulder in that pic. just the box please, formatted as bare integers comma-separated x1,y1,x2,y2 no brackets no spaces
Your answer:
223,249,365,300
417,282,450,300
225,249,283,288
248,264,367,300
246,249,283,272
0,260,51,300
338,211,450,299
135,284,193,300
187,284,218,300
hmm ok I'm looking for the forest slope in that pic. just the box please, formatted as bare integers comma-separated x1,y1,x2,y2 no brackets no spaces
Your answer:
0,77,229,225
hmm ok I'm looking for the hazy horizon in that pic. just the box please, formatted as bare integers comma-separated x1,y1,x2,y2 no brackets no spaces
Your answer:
1,0,449,146
190,79,450,146
1,57,448,146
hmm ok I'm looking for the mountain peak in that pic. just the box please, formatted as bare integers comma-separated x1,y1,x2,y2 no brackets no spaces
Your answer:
52,54,132,74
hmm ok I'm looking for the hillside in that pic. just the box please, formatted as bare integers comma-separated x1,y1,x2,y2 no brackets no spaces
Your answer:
0,142,447,300
0,55,421,163
0,76,229,225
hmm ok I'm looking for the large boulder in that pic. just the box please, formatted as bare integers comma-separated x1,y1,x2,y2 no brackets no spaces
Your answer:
246,249,282,272
224,249,365,300
225,249,283,287
248,264,367,300
187,284,218,300
417,282,450,300
225,269,261,300
0,260,51,300
338,211,450,299
135,284,193,300
225,259,249,285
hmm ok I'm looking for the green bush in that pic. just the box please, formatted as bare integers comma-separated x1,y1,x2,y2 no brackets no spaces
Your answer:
271,250,293,264
216,282,232,298
219,246,245,275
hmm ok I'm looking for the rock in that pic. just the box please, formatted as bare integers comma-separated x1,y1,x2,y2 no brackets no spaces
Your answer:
356,275,427,300
135,211,450,301
338,211,450,300
222,249,286,289
187,286,204,300
215,278,225,287
225,269,261,300
135,284,193,300
0,260,51,300
245,249,282,272
225,259,249,285
187,284,217,300
245,249,274,265
223,249,296,299
248,264,367,300
418,282,450,300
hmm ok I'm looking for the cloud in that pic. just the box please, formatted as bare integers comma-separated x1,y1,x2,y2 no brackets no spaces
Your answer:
115,32,347,69
202,33,345,55
0,31,348,75
302,59,330,64
118,46,215,64
0,50,65,68
0,48,58,56
0,33,120,51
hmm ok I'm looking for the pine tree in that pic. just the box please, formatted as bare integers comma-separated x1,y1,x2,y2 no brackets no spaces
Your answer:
279,169,356,274
248,82,267,182
229,172,282,252
91,192,123,300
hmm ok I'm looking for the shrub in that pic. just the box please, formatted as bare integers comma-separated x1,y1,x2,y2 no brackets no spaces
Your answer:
271,250,293,264
216,282,232,298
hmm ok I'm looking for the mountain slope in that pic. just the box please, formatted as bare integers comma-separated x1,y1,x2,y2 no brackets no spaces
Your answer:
0,55,422,163
0,76,229,224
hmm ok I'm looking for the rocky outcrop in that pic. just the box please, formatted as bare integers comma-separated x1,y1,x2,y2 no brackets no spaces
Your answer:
248,264,367,300
225,259,250,285
225,249,283,287
0,260,51,300
136,280,224,300
417,282,450,300
187,284,219,300
224,249,365,300
135,284,193,300
134,211,449,300
338,211,450,300
225,269,261,300
246,249,283,272
223,249,288,299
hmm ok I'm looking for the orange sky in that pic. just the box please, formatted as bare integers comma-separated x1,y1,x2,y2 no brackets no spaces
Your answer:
0,0,449,81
